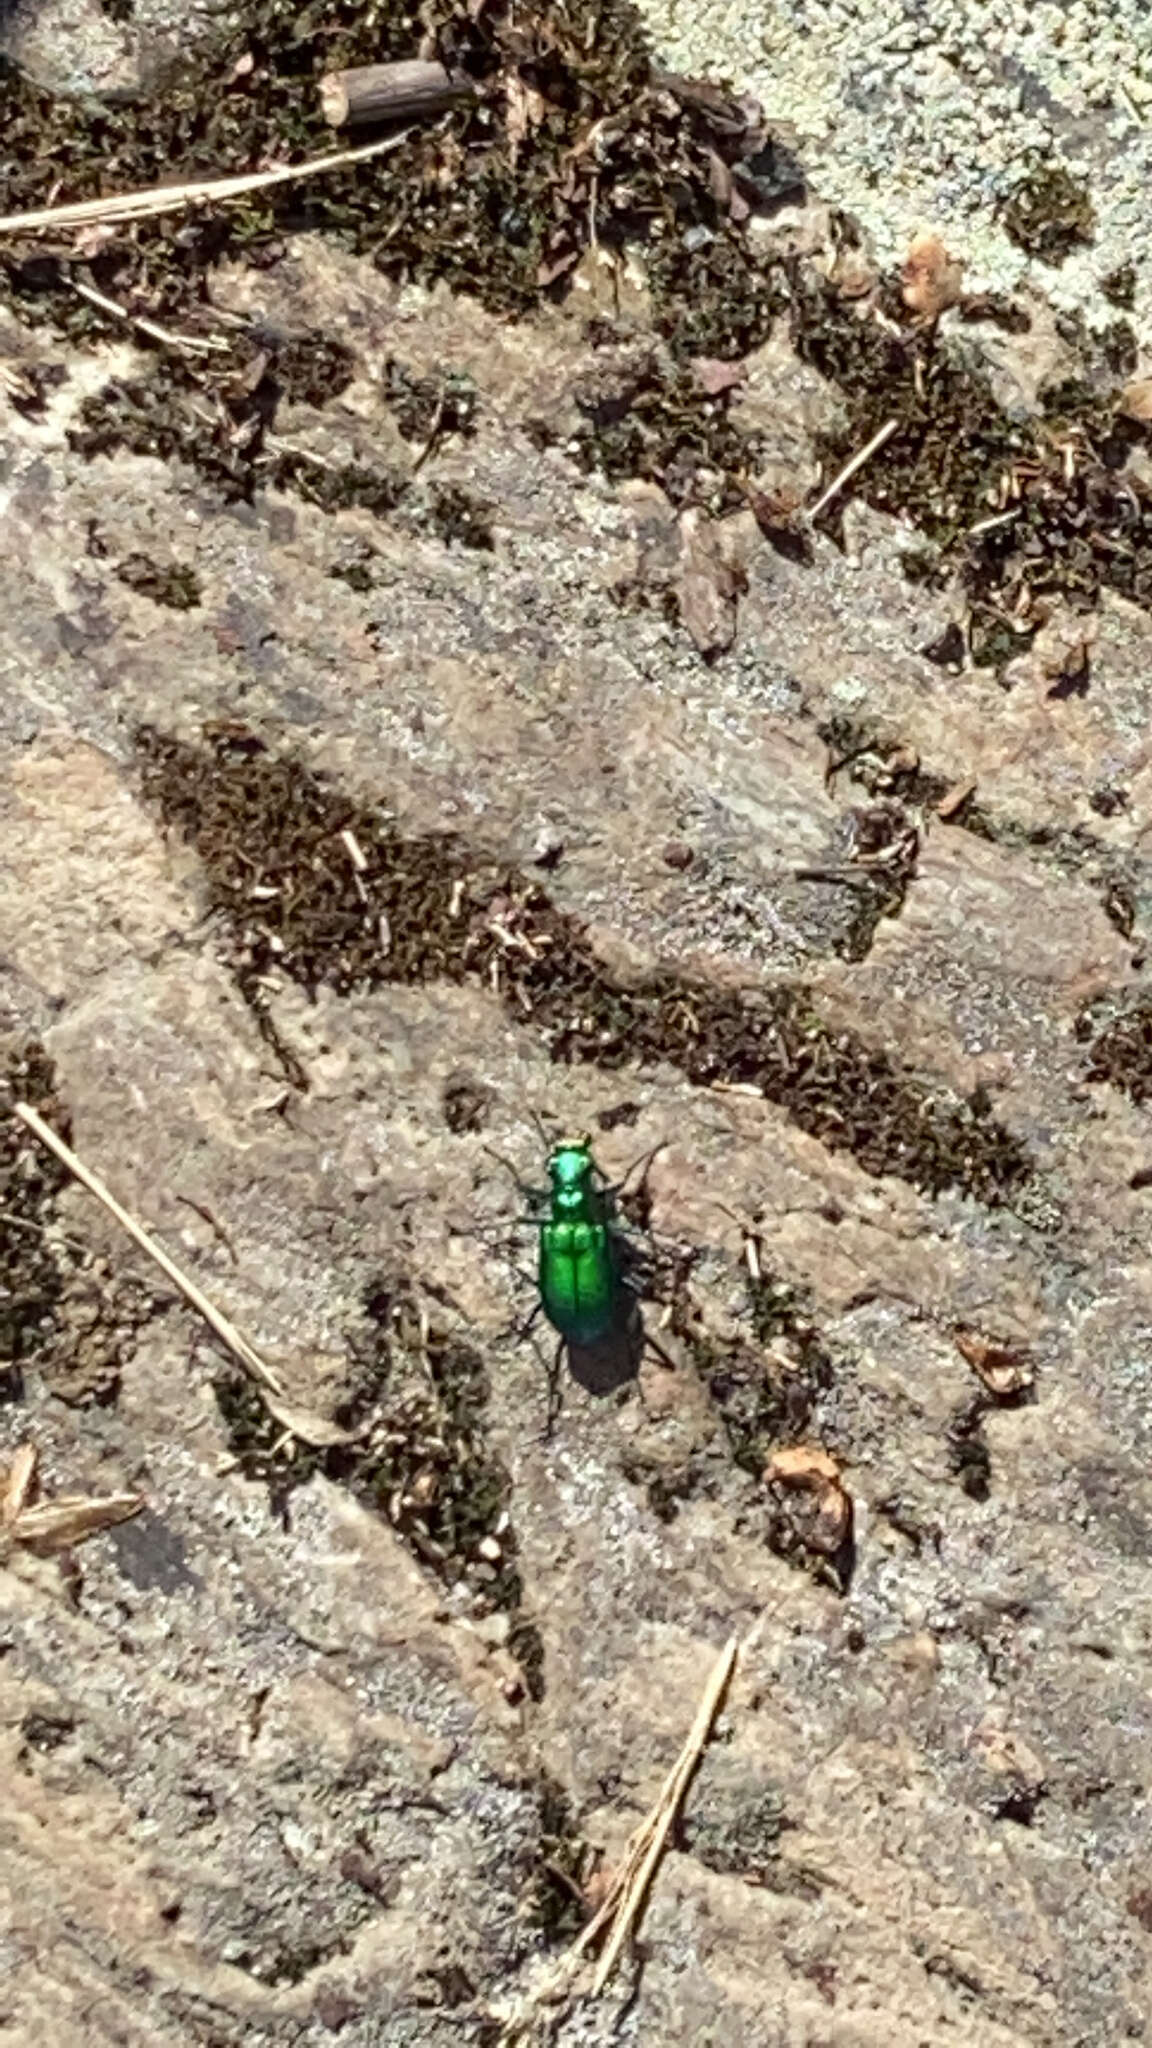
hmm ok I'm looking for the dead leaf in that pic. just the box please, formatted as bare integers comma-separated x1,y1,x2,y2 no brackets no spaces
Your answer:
953,1327,1033,1399
261,1396,365,1449
71,221,118,260
764,1444,853,1557
1,362,37,406
504,72,548,159
706,148,732,212
677,508,746,661
2,1442,37,1526
1120,378,1152,423
829,248,876,301
11,1492,143,1555
901,231,964,320
936,776,977,820
536,245,580,288
690,356,748,398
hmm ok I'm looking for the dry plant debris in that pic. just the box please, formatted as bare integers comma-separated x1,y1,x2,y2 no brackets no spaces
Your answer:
0,1043,71,1392
1080,998,1152,1105
900,231,964,322
953,1327,1035,1400
764,1444,855,1585
1,1440,142,1559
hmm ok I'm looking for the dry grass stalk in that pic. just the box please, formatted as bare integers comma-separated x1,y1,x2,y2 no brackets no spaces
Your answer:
592,1631,738,1990
13,1102,356,1450
498,1634,738,2039
70,277,231,356
808,417,898,520
0,131,412,239
1,1441,143,1557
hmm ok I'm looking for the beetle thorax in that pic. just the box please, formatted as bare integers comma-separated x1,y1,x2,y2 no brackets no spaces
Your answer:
549,1143,594,1215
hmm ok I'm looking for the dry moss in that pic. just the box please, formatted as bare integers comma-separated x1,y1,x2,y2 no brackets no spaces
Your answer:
0,1043,72,1395
0,1044,161,1405
115,553,202,609
216,1273,546,1696
1079,998,1152,1104
1000,158,1096,265
558,342,755,514
135,725,1033,1206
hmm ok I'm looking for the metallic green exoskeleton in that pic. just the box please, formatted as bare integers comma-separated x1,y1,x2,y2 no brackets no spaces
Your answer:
537,1137,626,1347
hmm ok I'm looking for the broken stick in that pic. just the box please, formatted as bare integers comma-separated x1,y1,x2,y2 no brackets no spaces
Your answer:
320,59,476,129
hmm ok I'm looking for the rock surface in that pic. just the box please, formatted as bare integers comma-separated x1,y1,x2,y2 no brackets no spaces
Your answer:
1,143,1152,2048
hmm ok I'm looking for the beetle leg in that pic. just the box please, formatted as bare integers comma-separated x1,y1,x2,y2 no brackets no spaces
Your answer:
515,1295,545,1342
483,1144,548,1204
641,1326,679,1374
604,1141,668,1203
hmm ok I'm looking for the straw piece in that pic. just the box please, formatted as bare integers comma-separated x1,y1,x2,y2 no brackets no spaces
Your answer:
0,130,413,238
2,1443,37,1527
592,1633,737,1992
15,1101,284,1394
1,1441,144,1556
13,1492,144,1554
807,417,898,520
71,276,230,355
13,1104,359,1451
495,1634,738,2040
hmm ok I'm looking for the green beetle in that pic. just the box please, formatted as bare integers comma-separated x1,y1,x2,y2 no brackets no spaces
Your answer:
537,1135,628,1349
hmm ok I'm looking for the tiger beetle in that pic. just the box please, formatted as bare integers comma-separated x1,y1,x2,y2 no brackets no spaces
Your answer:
496,1130,673,1435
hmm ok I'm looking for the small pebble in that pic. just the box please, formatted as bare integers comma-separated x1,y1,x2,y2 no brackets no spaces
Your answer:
662,840,695,869
532,823,565,868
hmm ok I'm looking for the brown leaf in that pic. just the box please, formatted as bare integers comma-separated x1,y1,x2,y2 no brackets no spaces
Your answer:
504,72,548,159
830,249,876,301
12,1491,143,1555
690,356,748,398
706,148,732,212
2,1442,37,1527
261,1396,364,1449
536,245,580,288
953,1326,1033,1399
764,1444,853,1556
1120,378,1152,423
901,231,964,320
936,776,977,820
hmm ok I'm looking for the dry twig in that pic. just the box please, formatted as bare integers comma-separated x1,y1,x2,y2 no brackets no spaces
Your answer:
13,1102,356,1450
70,276,231,356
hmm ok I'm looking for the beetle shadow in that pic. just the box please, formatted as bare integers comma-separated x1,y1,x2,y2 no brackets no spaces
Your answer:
546,1293,678,1436
564,1319,644,1399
